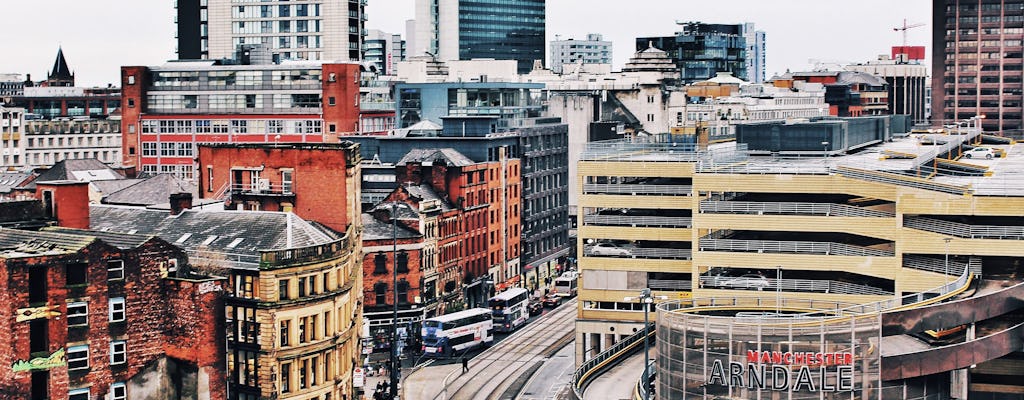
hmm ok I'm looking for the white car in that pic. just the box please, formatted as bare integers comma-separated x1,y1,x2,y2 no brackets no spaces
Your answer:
963,147,995,159
720,274,770,290
587,243,632,257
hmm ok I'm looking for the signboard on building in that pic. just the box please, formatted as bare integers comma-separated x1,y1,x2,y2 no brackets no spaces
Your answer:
353,367,365,388
705,351,855,392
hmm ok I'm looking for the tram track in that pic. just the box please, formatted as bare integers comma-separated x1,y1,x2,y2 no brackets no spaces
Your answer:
432,299,577,400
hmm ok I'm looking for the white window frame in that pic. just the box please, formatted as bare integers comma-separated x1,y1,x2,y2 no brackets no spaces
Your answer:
110,382,127,400
67,302,88,327
69,388,90,400
110,340,127,365
109,297,126,322
107,259,124,281
67,345,90,371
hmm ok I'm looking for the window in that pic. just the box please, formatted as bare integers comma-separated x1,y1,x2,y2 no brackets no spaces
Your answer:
281,170,293,194
66,263,87,286
397,280,409,305
298,317,308,343
127,75,135,85
374,282,387,305
110,383,126,400
279,279,289,300
280,320,290,346
374,253,387,274
110,341,126,365
69,388,90,400
328,96,336,106
107,260,124,280
67,302,88,327
67,345,89,370
298,277,307,297
397,252,409,273
299,359,308,389
109,297,125,322
281,362,291,393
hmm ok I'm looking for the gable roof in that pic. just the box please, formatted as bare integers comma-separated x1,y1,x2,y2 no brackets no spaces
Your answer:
102,174,196,206
361,213,421,241
0,227,96,258
25,159,121,189
0,171,33,194
43,227,159,250
397,148,475,167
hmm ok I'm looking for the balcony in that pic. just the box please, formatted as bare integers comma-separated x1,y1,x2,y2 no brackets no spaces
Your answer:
229,182,295,197
360,101,395,111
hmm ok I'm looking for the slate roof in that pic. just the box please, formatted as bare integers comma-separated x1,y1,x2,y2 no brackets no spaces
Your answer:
91,179,143,198
0,171,33,193
89,205,336,267
50,47,73,81
370,201,423,220
397,148,475,167
0,227,95,258
402,184,456,211
361,213,421,241
44,227,157,250
24,159,122,190
102,174,196,206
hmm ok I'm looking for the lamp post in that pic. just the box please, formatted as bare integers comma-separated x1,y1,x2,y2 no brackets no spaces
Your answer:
776,266,782,314
625,288,667,400
391,202,400,399
943,237,953,287
821,141,830,159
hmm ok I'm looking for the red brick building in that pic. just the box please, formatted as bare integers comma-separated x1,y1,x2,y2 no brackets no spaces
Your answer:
360,211,428,352
120,62,361,179
393,148,521,308
196,142,361,233
0,228,226,400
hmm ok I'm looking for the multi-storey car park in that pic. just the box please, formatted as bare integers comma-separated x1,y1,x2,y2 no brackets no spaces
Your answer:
574,118,1024,399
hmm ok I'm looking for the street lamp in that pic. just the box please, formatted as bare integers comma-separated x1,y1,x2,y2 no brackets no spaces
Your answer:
821,141,830,159
624,288,668,400
776,266,782,314
943,237,953,287
390,202,400,399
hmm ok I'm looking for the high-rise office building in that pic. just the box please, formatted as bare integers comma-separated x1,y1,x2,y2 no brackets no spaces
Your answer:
639,22,764,84
175,0,366,62
549,34,613,74
413,0,545,73
364,29,406,75
932,0,1024,134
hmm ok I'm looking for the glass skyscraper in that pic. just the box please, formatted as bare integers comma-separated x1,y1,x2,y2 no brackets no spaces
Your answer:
414,0,545,73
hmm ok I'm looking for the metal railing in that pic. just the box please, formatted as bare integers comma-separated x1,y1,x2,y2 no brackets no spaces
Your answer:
698,276,893,296
698,238,895,257
230,183,294,196
834,166,970,195
359,101,395,111
582,183,693,196
585,247,692,260
904,216,1024,240
571,322,655,399
902,255,969,275
187,249,261,268
699,200,894,218
583,215,692,228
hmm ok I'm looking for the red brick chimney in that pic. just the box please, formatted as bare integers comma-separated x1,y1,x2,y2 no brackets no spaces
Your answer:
169,192,193,216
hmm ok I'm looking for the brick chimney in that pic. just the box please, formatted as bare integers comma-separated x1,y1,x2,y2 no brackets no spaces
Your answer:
169,192,194,216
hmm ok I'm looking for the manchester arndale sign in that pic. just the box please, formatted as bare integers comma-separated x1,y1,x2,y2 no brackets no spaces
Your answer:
706,351,856,392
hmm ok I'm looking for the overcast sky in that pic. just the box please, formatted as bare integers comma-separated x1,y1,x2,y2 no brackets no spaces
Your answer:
1,0,931,87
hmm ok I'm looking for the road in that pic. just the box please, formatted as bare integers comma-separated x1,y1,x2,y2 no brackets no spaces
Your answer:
404,298,577,400
515,340,575,400
582,352,645,400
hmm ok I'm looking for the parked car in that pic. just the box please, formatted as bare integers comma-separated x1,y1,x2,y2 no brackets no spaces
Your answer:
720,274,770,290
587,242,632,257
528,297,544,316
542,293,561,308
963,147,995,159
701,267,733,288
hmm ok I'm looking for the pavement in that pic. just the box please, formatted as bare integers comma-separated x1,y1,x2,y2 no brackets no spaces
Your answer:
583,352,648,400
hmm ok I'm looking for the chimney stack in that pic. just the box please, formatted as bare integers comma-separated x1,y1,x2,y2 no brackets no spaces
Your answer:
169,192,194,216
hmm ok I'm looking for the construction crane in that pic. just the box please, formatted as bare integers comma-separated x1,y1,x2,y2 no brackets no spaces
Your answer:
894,19,925,52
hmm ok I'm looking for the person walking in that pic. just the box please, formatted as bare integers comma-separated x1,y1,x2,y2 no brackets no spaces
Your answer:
461,356,469,373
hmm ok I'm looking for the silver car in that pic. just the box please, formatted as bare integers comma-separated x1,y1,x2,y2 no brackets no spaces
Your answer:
587,243,632,257
720,274,770,290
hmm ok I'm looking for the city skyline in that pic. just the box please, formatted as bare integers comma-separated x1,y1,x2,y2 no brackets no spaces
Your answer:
2,0,929,86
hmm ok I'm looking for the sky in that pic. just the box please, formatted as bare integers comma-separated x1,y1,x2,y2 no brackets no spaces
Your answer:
1,0,931,87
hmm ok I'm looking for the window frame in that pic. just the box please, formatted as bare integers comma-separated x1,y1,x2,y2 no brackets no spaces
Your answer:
67,301,89,327
110,383,127,400
110,340,127,365
67,345,90,371
107,259,124,281
109,297,126,322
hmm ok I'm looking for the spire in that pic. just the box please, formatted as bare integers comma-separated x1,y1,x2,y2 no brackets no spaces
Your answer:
47,47,74,86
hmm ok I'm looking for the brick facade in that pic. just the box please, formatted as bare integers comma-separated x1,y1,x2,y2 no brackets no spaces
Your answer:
0,229,226,400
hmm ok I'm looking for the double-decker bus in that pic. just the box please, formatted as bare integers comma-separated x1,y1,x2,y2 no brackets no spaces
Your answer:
488,287,530,333
421,308,493,358
553,271,578,298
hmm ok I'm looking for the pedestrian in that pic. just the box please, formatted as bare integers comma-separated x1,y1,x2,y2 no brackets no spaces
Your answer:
377,381,384,392
462,356,469,373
